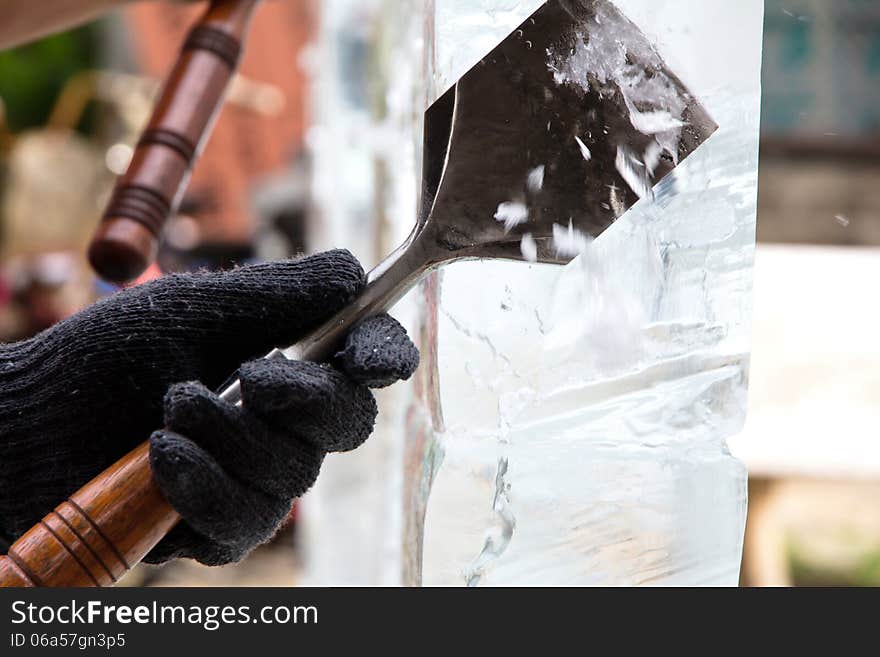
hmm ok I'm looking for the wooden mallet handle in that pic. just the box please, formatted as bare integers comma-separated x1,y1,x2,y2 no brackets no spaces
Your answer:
0,442,177,587
88,0,262,283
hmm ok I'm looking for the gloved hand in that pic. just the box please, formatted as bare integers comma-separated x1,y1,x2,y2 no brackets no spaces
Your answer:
0,250,419,566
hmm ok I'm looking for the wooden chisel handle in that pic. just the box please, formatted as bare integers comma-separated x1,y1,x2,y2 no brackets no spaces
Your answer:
88,0,262,283
0,441,178,587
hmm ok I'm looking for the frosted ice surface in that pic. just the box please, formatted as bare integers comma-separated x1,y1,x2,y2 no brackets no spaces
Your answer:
430,0,546,103
412,0,763,586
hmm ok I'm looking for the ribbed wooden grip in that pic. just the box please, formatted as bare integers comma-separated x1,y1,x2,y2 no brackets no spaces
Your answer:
88,0,262,283
0,442,180,587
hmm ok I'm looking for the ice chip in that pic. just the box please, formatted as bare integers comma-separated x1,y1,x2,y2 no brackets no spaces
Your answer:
615,145,653,200
574,136,592,161
608,182,626,217
552,220,592,257
494,201,529,232
622,95,686,135
643,141,664,177
526,165,545,193
520,233,538,262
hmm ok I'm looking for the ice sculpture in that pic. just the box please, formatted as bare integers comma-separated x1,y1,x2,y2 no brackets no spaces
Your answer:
406,0,763,586
305,0,763,586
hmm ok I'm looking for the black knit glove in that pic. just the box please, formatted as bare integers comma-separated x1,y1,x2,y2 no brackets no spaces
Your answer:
0,250,419,566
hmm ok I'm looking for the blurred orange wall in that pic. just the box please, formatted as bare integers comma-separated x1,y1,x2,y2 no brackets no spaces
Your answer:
123,0,314,244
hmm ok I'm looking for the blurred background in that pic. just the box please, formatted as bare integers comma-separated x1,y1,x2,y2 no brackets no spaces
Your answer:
0,0,877,586
731,0,880,586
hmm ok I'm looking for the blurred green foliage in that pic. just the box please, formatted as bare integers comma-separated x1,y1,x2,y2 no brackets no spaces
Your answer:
0,23,98,134
789,541,880,587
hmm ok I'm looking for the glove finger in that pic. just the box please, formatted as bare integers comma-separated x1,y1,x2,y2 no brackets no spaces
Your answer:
145,523,250,567
335,314,420,388
239,359,377,453
149,430,293,549
163,381,324,500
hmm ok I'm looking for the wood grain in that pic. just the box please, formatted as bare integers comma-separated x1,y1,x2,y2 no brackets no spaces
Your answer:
0,442,180,587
